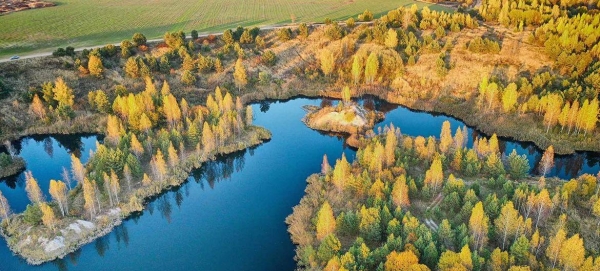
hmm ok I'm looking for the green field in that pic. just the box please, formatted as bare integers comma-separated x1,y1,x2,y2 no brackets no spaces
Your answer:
0,0,449,58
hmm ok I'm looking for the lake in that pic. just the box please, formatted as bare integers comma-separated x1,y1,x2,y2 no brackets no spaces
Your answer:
0,97,598,270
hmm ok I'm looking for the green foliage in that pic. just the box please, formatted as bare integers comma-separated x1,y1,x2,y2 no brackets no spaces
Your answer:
277,28,292,42
337,211,359,236
23,204,42,226
358,10,374,21
317,234,341,263
467,37,501,54
181,70,197,86
510,236,530,265
507,150,530,180
132,33,147,46
298,23,309,38
52,48,67,57
324,24,344,41
359,206,381,242
0,78,9,98
164,31,185,49
261,50,277,66
346,17,356,28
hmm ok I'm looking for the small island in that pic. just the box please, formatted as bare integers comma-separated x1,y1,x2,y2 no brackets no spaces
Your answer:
303,87,383,148
0,153,26,179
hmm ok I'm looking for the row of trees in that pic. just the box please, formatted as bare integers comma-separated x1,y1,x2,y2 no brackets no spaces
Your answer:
477,76,599,136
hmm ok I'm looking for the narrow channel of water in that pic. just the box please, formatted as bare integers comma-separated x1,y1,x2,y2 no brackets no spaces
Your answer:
0,97,597,270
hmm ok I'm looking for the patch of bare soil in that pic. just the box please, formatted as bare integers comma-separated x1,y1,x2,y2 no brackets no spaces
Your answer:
0,0,55,15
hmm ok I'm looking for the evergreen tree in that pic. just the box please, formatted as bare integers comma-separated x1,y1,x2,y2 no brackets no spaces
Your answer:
507,150,530,179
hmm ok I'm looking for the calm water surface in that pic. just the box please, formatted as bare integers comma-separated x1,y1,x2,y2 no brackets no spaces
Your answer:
0,97,598,271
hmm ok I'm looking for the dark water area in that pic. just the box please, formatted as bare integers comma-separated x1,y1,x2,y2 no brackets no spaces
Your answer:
0,134,101,213
0,97,598,271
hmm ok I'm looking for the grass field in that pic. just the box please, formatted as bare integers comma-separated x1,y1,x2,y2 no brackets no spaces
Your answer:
0,0,449,58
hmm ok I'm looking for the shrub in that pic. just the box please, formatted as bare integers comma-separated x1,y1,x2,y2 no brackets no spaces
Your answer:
346,17,356,28
0,78,9,98
181,70,197,86
324,24,344,41
259,72,272,85
52,48,66,57
298,23,309,38
132,33,147,46
277,28,292,42
358,10,374,21
467,37,501,54
65,46,75,56
261,50,277,66
23,204,42,226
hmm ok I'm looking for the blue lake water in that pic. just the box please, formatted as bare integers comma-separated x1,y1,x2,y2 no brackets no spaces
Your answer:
0,97,598,270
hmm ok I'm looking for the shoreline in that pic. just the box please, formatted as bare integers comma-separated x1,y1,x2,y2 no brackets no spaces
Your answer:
0,157,26,179
241,84,598,155
0,126,271,265
1,85,595,154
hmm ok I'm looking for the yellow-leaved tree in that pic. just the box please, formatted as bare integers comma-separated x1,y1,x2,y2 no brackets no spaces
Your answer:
439,121,453,154
71,154,85,185
364,51,379,84
341,86,351,105
49,180,68,217
83,178,96,219
25,171,44,204
539,145,554,176
494,201,521,249
469,202,489,251
234,58,248,91
384,250,429,271
558,234,585,271
88,54,104,78
30,94,46,119
424,156,443,192
384,127,397,167
384,29,398,49
501,82,518,112
391,175,410,209
40,203,57,230
319,49,335,76
351,55,363,85
316,201,336,240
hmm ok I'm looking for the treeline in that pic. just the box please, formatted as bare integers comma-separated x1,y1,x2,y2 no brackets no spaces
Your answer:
476,75,599,136
288,120,600,270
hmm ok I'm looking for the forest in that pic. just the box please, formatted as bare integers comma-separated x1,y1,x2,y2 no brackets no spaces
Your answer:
0,0,599,267
288,121,600,270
